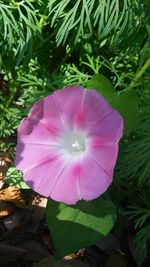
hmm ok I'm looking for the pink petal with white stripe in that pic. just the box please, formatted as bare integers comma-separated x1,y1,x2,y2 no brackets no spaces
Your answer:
70,156,112,201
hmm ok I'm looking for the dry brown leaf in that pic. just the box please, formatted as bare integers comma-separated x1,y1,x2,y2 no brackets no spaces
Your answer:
0,157,11,180
32,194,48,208
0,186,27,208
0,200,15,218
0,180,4,189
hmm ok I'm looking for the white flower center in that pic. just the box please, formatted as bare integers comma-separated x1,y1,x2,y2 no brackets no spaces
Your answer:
62,131,86,156
72,140,84,151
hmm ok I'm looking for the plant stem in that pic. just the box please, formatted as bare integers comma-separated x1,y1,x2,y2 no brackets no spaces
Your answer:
129,58,150,88
135,58,150,80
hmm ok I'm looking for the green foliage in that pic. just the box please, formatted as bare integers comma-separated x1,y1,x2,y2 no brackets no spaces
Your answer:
46,199,116,257
0,0,42,66
124,190,150,264
118,117,150,185
134,226,150,265
0,107,21,137
48,0,136,47
4,166,29,189
62,63,91,87
111,92,139,134
127,201,150,229
87,73,115,96
0,79,22,137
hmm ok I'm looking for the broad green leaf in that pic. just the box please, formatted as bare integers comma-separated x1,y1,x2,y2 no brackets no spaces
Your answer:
110,92,139,134
46,199,117,258
87,74,116,99
4,167,29,189
87,74,139,134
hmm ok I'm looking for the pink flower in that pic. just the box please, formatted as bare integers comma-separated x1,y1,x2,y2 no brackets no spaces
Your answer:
15,86,123,204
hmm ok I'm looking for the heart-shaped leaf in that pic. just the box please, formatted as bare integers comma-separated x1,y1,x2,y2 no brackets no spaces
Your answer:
46,199,116,258
87,74,116,99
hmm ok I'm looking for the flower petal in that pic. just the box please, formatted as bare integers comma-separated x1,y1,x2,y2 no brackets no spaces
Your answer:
29,95,61,130
73,89,123,141
77,156,112,201
87,109,123,142
50,154,112,204
53,86,84,128
15,143,60,173
23,154,80,204
17,118,62,145
89,141,118,176
22,153,69,197
75,89,110,129
50,163,81,204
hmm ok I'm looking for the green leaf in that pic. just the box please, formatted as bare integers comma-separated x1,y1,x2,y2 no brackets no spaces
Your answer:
46,199,117,258
4,167,29,189
87,74,116,99
110,92,139,134
48,0,133,47
87,74,139,134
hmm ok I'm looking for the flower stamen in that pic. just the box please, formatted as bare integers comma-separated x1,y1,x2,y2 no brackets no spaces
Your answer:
62,131,86,156
72,140,85,152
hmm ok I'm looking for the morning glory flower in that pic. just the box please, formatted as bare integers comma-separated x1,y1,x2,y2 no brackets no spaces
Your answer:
15,86,123,204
